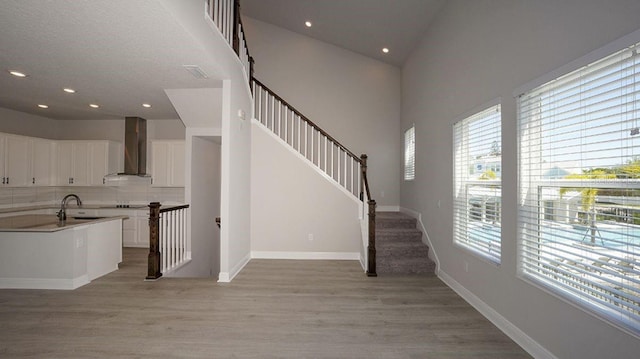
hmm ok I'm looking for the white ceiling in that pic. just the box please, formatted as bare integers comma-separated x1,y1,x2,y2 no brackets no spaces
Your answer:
241,0,446,67
0,0,445,122
0,0,223,121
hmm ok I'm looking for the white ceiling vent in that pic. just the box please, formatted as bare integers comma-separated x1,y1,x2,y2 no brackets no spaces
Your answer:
183,65,209,79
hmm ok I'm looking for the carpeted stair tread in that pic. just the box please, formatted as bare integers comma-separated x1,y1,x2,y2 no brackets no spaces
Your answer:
376,212,417,230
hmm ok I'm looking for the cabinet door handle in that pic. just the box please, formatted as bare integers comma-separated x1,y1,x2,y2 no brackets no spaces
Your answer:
5,177,8,185
1,177,4,185
103,178,106,185
32,177,35,184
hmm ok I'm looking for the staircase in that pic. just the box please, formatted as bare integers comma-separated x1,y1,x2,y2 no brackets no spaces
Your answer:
376,212,436,274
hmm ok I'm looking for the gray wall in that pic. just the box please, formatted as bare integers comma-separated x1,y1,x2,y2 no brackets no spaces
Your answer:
401,0,640,358
243,17,402,208
0,106,185,141
0,107,61,139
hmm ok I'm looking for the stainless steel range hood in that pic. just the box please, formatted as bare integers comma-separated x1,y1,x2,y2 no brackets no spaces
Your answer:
104,117,152,186
123,116,147,175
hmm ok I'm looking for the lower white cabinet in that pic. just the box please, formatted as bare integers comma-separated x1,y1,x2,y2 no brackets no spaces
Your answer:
66,208,149,248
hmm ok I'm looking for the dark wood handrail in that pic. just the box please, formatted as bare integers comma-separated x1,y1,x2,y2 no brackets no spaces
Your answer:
253,78,362,163
232,0,240,54
159,204,190,213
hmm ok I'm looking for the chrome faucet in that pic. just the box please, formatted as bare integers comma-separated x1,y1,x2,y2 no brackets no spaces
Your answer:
57,194,82,221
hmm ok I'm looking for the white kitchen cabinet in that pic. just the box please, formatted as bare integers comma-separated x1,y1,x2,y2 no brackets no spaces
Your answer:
67,207,149,248
88,141,122,185
151,140,185,187
31,138,54,186
56,141,122,186
0,134,32,187
56,141,88,185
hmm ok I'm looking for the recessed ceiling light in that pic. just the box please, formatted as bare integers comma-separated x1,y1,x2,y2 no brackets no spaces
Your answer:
89,104,99,108
63,88,76,93
305,21,312,27
9,70,27,77
382,48,389,53
37,104,48,109
142,103,151,108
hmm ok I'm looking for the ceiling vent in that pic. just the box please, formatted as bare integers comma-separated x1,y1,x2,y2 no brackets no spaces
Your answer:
183,65,209,79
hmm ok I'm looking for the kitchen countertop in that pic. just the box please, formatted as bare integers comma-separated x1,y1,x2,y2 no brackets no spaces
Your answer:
0,214,128,233
0,204,149,215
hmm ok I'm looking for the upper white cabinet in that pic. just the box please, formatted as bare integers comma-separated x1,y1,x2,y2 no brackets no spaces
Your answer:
0,134,33,187
151,140,185,187
56,140,122,186
89,141,122,185
31,138,55,186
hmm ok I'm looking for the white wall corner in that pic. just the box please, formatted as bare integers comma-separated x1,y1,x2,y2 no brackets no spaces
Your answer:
218,252,251,283
400,206,440,272
438,270,558,359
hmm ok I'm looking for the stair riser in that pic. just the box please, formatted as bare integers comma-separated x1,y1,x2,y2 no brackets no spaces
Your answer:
377,260,436,274
377,233,423,243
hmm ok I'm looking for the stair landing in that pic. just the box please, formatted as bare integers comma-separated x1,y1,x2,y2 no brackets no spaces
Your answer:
376,212,436,275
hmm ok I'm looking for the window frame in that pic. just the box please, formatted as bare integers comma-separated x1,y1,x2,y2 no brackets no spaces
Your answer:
516,28,640,336
453,101,502,264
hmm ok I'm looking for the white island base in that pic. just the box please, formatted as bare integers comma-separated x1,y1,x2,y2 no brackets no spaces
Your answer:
0,216,124,290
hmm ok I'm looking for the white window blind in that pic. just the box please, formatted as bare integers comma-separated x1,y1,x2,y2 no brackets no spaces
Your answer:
518,41,640,333
453,104,502,263
404,125,415,181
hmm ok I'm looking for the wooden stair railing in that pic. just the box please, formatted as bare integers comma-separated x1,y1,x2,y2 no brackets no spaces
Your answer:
253,78,377,276
147,202,191,280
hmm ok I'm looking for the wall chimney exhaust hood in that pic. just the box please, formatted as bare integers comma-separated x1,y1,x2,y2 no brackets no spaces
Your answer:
104,117,152,186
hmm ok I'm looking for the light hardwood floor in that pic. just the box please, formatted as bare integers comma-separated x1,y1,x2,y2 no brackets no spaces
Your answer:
0,248,531,358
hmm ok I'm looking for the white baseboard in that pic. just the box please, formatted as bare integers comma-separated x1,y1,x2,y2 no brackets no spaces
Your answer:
438,270,557,359
251,251,360,260
399,206,440,272
218,252,251,283
0,275,90,290
377,205,400,212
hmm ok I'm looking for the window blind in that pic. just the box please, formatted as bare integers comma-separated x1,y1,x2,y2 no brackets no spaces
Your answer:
404,125,415,181
518,42,640,332
453,104,502,263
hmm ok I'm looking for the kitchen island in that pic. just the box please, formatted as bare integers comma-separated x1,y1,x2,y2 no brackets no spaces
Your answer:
0,214,127,290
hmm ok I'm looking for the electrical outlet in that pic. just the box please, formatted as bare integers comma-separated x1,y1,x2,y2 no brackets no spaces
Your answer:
308,233,314,241
380,191,385,198
464,261,469,272
437,200,441,208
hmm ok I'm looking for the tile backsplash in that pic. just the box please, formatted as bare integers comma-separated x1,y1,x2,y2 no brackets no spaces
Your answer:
0,186,184,209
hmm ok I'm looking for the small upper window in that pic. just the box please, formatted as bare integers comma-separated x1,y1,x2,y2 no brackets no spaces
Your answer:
404,125,415,181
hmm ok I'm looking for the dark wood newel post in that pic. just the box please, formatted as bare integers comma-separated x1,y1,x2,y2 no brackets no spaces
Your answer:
146,202,162,280
366,200,377,277
360,154,377,277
